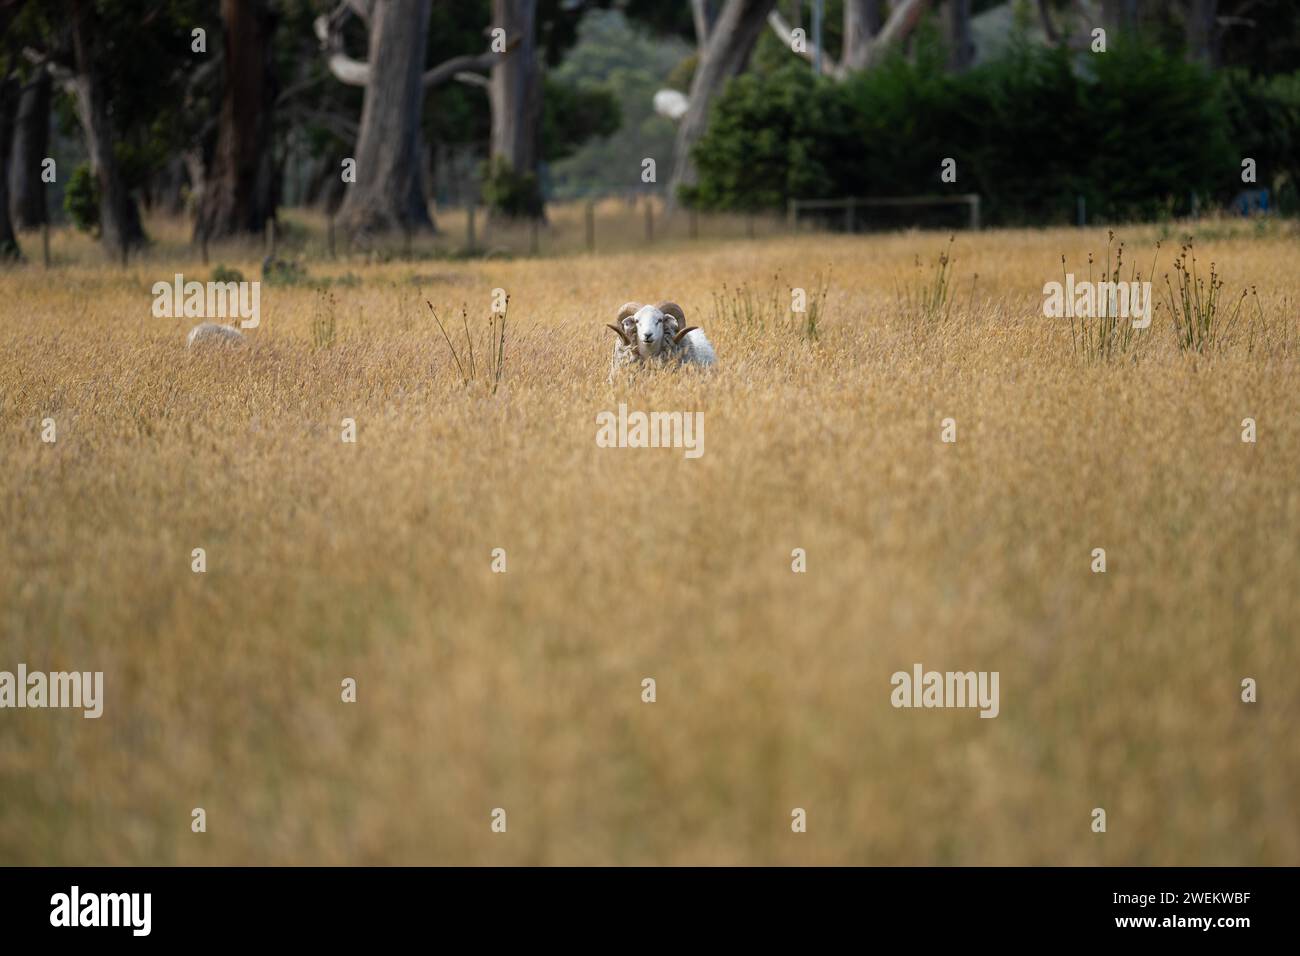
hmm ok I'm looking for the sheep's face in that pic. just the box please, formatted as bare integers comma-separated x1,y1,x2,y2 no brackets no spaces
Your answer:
633,305,673,358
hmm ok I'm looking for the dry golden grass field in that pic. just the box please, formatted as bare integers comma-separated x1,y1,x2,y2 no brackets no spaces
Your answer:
1,209,1297,865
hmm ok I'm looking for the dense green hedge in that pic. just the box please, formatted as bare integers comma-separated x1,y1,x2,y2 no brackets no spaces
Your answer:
684,42,1300,223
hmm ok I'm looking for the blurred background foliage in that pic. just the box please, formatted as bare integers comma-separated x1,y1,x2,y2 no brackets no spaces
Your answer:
3,0,1299,238
687,34,1300,221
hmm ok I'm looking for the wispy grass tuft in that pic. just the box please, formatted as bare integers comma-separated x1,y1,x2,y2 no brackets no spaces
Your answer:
710,276,784,333
709,268,830,341
427,298,509,393
1164,239,1254,354
799,269,830,341
312,290,337,350
1065,231,1156,363
897,235,958,334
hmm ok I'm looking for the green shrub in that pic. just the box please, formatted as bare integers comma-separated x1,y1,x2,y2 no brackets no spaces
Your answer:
211,265,245,284
64,164,100,234
1220,70,1300,213
542,77,621,163
263,258,307,286
684,65,853,211
481,156,544,219
1081,43,1230,221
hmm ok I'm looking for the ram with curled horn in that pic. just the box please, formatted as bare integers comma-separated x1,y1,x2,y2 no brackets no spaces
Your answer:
605,300,717,379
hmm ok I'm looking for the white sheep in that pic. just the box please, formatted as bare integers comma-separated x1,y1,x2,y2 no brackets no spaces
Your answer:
607,301,716,378
186,322,247,349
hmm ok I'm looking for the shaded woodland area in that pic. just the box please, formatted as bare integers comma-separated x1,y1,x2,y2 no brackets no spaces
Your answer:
2,1,1298,260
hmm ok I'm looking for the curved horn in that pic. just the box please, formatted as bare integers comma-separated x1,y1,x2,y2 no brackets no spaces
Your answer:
656,301,686,327
609,301,641,346
657,302,697,343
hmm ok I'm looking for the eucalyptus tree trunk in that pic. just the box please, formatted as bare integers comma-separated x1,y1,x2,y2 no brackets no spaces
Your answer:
0,75,21,260
948,0,974,72
195,0,278,241
488,0,542,219
691,0,718,46
8,70,51,229
667,0,778,208
336,0,435,238
70,0,145,257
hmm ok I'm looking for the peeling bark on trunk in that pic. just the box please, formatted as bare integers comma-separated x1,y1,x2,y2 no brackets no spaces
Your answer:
336,0,435,239
195,0,278,241
70,0,144,257
8,70,50,229
668,0,778,209
489,0,542,220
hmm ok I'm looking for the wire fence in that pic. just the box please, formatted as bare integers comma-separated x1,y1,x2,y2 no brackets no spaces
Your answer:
366,193,986,260
110,194,988,267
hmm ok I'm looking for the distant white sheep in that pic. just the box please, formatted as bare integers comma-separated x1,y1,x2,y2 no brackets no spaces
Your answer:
186,322,246,349
653,89,690,121
607,301,716,378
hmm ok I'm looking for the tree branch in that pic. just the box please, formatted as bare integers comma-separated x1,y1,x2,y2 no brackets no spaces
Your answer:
768,0,929,77
422,40,518,89
862,0,930,68
282,104,359,144
313,13,369,86
452,71,490,88
766,10,840,74
691,0,714,48
314,11,518,89
22,47,77,95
